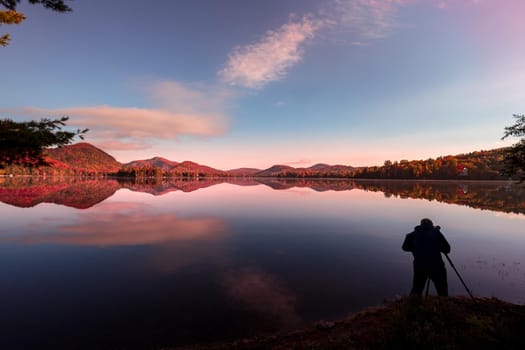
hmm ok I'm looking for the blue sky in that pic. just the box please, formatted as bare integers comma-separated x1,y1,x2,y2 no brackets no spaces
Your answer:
1,0,524,169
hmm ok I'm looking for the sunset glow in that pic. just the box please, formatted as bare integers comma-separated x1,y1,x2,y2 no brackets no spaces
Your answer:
2,0,524,168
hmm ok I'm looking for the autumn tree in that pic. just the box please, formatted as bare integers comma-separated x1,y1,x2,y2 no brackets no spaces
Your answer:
502,114,525,181
0,116,88,166
1,0,71,46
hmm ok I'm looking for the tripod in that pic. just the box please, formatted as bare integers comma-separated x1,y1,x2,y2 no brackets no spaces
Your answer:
424,254,474,299
445,253,475,299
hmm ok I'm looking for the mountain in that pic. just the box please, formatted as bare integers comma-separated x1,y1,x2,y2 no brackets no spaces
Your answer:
45,142,121,173
120,158,357,179
308,163,330,170
226,168,262,176
175,161,225,176
121,157,225,177
124,157,179,170
255,165,296,177
254,164,356,178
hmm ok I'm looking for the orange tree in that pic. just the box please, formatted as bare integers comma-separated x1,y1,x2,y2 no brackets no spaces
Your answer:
1,0,71,46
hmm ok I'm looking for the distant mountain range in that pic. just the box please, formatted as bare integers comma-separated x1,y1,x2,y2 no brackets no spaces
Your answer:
120,155,356,178
122,157,226,176
124,156,179,170
0,142,509,180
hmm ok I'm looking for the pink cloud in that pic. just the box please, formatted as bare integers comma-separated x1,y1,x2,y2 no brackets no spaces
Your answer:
2,80,230,152
219,15,324,89
90,139,151,151
23,105,225,138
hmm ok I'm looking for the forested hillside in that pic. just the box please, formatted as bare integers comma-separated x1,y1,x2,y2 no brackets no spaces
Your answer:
353,149,507,180
0,143,121,176
0,143,511,180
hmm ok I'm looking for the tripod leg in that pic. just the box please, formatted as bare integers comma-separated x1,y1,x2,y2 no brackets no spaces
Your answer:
444,254,475,299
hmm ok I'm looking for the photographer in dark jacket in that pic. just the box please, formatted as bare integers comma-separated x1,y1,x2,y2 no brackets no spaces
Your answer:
402,218,451,296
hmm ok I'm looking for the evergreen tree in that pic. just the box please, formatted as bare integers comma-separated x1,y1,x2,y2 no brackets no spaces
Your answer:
502,114,525,181
0,116,88,166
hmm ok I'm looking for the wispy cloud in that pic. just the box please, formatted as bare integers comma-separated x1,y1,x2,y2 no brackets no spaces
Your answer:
327,0,410,39
1,81,230,151
90,139,151,151
219,1,410,89
218,15,324,89
22,105,224,137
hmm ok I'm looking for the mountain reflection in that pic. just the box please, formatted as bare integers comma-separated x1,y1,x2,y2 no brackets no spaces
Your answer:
1,177,523,215
118,178,261,195
0,177,120,209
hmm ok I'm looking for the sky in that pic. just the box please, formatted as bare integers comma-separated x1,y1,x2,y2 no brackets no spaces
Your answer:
1,0,525,169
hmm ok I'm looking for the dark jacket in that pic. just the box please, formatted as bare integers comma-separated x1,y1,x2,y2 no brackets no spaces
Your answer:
402,225,451,269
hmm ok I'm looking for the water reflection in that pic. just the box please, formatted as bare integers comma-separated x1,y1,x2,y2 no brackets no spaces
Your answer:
1,178,523,215
353,180,525,215
0,178,524,349
2,211,226,246
0,177,120,208
220,267,301,327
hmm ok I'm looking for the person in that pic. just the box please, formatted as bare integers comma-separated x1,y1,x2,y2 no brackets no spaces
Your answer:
402,218,451,296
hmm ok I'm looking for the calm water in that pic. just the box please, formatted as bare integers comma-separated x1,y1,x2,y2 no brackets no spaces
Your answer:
1,178,524,349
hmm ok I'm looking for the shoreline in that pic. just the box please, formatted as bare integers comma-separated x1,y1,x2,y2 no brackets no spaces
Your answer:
0,174,518,184
170,296,525,350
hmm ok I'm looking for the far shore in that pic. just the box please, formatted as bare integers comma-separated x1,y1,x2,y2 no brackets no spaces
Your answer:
0,174,518,184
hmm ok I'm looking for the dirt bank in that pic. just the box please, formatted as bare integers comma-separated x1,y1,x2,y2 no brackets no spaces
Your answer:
170,296,525,350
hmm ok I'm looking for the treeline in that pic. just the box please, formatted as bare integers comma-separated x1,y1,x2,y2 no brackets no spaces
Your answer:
0,146,511,180
0,163,115,177
352,149,507,180
115,166,224,179
113,149,510,180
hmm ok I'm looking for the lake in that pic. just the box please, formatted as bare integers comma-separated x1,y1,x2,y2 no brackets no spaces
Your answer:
1,178,524,349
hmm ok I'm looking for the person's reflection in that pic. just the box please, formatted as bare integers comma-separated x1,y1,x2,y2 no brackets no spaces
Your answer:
402,218,451,296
